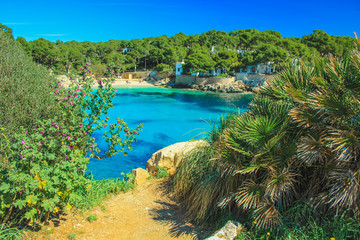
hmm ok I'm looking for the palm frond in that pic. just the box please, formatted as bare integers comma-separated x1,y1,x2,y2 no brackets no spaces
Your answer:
234,180,265,210
265,169,298,205
254,201,282,229
297,133,330,165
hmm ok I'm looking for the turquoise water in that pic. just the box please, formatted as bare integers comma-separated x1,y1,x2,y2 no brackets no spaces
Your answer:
87,87,252,180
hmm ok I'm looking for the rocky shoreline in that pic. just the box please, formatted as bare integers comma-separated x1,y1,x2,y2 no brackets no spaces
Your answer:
168,80,259,94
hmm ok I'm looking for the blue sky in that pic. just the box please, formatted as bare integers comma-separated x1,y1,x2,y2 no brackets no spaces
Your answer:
1,0,359,42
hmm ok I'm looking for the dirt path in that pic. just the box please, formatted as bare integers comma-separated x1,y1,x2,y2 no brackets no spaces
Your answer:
28,179,208,240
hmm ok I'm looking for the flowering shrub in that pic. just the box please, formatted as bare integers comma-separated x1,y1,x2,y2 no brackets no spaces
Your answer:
0,62,142,225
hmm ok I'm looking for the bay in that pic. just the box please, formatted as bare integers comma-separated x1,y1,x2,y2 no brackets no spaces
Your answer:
87,87,252,180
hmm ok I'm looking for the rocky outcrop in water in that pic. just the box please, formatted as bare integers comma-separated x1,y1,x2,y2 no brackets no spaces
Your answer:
189,81,245,93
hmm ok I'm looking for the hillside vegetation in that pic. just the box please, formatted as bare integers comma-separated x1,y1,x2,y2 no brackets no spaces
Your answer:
3,23,354,76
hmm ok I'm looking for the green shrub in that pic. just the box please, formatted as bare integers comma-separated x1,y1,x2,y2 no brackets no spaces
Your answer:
174,36,360,232
0,32,62,138
0,35,142,227
156,167,169,179
91,63,107,78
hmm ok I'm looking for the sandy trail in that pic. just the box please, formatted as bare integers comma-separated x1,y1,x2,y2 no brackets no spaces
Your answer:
28,179,207,240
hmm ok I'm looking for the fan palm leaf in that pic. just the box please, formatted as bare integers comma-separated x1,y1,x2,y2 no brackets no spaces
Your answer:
234,180,265,210
253,200,282,229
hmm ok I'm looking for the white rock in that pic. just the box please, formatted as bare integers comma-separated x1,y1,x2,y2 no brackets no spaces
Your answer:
146,140,207,176
205,220,243,240
131,168,150,185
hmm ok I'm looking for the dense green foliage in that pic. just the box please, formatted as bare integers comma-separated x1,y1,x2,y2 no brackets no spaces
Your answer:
1,23,353,75
0,32,62,138
174,36,360,237
235,204,360,239
0,32,141,228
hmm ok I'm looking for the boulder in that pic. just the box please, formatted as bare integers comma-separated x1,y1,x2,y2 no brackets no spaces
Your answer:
146,140,207,176
131,168,149,185
205,220,243,240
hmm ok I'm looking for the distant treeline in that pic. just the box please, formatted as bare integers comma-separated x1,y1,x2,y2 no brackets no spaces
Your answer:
0,23,355,76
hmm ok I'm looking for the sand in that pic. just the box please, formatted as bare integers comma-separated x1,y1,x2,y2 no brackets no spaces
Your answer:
26,179,208,240
60,78,158,88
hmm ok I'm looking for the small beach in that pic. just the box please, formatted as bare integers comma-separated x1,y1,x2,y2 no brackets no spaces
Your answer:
59,75,157,88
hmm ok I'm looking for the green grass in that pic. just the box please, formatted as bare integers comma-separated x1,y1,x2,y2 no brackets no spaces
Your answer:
147,167,170,180
71,173,135,211
68,232,77,239
234,203,360,240
156,167,169,179
0,224,24,240
86,214,98,223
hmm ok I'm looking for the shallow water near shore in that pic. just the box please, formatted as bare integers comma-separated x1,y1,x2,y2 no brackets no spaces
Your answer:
87,87,252,180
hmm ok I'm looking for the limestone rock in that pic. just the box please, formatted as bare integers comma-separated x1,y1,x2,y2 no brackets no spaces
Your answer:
205,220,243,240
146,140,207,176
131,168,149,185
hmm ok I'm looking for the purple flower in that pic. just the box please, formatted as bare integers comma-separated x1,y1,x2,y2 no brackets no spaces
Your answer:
65,155,68,160
26,130,28,134
35,126,39,129
39,131,45,135
79,124,83,127
18,153,24,157
21,139,25,144
67,136,71,140
90,144,93,147
18,190,24,195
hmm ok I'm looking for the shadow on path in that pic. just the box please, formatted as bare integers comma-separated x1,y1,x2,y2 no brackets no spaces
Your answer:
148,179,211,240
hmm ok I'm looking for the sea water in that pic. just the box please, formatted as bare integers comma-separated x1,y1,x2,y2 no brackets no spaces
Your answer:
86,87,252,179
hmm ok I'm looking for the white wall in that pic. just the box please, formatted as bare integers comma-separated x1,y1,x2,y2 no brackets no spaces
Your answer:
176,62,184,75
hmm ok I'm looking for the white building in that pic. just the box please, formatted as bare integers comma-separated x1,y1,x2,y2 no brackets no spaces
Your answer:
123,47,132,54
176,62,185,75
240,62,275,74
176,61,224,76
